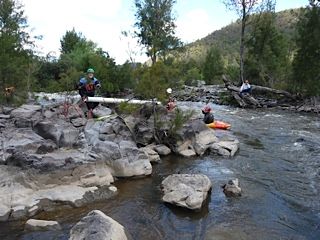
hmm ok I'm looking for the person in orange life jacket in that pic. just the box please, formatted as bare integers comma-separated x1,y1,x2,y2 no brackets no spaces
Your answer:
202,106,214,124
166,88,176,111
239,79,252,95
78,68,101,118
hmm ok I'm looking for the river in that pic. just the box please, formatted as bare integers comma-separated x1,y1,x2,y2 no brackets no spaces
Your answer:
1,103,319,240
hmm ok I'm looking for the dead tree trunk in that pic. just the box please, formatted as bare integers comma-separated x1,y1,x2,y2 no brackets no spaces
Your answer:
222,75,261,108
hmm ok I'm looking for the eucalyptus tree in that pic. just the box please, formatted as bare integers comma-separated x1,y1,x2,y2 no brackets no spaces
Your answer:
134,0,182,65
222,0,264,84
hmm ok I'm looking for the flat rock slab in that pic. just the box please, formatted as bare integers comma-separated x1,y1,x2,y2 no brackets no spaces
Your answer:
25,219,61,231
154,144,171,156
161,174,212,210
69,210,128,240
0,114,10,119
10,104,42,119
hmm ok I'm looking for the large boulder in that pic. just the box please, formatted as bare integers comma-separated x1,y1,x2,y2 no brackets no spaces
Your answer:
6,149,97,171
193,128,218,155
69,210,128,240
210,138,239,157
161,174,212,210
10,104,42,119
0,165,117,221
85,120,152,177
3,128,57,157
34,120,79,147
25,219,62,231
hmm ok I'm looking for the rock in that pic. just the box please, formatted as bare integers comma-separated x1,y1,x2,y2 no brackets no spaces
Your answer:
2,106,14,114
69,210,128,240
154,144,171,156
0,204,11,221
92,105,112,117
113,141,152,177
0,164,116,221
10,104,42,119
25,219,62,231
3,128,56,157
210,138,239,157
222,178,242,197
193,128,218,155
140,146,161,163
33,120,62,145
71,118,87,127
134,122,154,145
60,127,80,147
161,174,212,210
179,149,196,157
0,114,10,119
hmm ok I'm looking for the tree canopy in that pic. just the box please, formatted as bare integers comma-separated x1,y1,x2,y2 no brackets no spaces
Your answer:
134,0,182,65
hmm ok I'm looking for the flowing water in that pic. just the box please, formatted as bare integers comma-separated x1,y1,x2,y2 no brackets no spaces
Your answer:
1,103,320,240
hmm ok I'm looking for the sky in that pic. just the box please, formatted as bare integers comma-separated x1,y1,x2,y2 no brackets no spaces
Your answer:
22,0,308,64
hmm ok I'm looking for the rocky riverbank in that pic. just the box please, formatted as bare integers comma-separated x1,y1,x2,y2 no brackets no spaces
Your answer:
0,96,239,222
173,84,320,114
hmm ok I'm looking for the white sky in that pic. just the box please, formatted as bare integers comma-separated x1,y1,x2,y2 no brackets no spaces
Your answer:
22,0,308,64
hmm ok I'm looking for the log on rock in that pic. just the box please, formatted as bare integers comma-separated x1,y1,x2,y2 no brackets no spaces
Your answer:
222,75,261,108
251,85,294,99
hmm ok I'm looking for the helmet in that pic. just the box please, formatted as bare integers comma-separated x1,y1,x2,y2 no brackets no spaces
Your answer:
202,106,211,113
87,68,95,73
166,88,172,94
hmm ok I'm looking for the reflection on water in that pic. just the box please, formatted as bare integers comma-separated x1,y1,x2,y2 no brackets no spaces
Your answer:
1,104,320,240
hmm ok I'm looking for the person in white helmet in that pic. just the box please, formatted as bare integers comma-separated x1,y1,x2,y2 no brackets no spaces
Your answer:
166,88,176,111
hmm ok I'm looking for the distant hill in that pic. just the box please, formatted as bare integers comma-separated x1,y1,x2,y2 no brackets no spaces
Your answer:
177,8,303,64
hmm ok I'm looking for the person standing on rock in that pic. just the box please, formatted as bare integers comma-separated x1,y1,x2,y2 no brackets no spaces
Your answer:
202,106,214,124
166,88,176,112
77,68,101,118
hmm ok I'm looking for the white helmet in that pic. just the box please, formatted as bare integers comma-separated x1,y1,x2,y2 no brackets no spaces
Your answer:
166,88,172,94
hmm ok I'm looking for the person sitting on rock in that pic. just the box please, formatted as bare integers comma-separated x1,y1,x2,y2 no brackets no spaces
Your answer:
77,68,101,118
202,106,214,124
239,79,252,95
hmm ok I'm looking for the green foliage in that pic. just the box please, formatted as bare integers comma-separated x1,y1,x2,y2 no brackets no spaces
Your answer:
168,108,195,137
203,47,225,84
246,9,291,88
292,3,320,96
183,67,202,85
118,102,140,114
134,61,176,102
0,0,34,104
35,30,121,93
60,28,87,54
134,0,182,64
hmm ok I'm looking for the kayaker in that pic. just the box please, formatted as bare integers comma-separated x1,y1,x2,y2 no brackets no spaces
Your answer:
77,68,101,118
202,106,214,124
239,79,252,95
166,88,176,111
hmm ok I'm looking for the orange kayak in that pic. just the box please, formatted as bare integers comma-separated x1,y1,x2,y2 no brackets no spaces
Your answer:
207,121,231,130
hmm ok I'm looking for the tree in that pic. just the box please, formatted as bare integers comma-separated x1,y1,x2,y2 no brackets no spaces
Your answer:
134,0,182,65
292,0,320,96
203,47,225,84
0,0,33,103
222,0,262,84
60,28,86,54
246,0,290,88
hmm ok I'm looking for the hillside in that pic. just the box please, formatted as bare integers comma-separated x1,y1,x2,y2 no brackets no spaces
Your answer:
178,8,303,64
